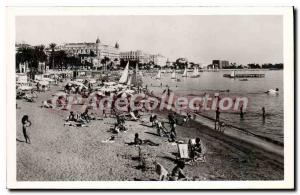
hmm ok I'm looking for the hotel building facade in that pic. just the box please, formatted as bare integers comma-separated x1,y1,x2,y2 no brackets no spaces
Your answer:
120,50,167,67
60,37,120,67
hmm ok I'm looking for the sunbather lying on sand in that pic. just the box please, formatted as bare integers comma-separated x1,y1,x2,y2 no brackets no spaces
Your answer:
41,100,53,108
101,136,115,143
64,121,88,127
113,123,127,133
127,133,159,146
128,111,139,121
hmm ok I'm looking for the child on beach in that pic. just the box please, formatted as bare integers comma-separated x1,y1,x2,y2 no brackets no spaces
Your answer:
21,115,32,144
67,111,78,122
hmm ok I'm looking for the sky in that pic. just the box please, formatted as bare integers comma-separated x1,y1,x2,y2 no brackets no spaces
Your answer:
16,15,283,65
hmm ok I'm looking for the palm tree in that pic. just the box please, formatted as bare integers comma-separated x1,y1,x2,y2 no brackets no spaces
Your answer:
49,43,57,69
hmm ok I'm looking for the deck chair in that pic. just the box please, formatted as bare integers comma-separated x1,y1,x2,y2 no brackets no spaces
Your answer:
129,112,139,121
177,144,190,160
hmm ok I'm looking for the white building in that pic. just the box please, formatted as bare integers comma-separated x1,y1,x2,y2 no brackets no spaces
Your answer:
151,54,167,67
61,37,120,67
120,50,151,64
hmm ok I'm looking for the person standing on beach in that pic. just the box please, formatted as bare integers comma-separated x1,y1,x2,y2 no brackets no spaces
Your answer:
262,107,266,119
170,123,177,138
22,115,32,144
215,107,220,130
240,105,244,119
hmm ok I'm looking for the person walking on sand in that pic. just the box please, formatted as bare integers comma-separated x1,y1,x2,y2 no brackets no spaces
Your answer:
168,123,177,142
215,107,220,130
22,115,32,144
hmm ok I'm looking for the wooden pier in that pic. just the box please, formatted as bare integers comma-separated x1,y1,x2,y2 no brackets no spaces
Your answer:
223,73,265,78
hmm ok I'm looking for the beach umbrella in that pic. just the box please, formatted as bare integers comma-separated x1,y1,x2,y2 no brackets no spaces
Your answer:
124,89,135,94
117,90,133,97
104,81,116,86
39,80,49,86
19,85,33,91
116,84,127,88
53,92,68,98
103,86,117,92
90,91,105,97
75,78,84,83
89,79,97,84
68,81,86,87
42,78,55,82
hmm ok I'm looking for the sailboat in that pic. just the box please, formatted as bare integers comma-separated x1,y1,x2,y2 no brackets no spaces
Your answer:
182,67,188,77
190,67,200,78
139,71,143,77
119,62,129,84
171,70,176,79
127,75,132,86
156,70,161,79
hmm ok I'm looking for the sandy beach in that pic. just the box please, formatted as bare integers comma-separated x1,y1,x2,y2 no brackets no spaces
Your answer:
15,85,283,181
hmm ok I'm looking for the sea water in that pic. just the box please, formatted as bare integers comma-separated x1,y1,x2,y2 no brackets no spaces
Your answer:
143,70,283,143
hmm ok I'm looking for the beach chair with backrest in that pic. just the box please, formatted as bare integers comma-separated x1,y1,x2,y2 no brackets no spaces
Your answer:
177,144,190,160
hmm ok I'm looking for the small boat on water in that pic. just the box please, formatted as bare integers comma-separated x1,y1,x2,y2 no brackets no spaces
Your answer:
155,70,161,79
265,88,279,95
182,67,188,77
239,78,248,81
190,67,200,78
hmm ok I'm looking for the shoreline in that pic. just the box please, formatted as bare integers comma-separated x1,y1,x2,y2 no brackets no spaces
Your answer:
149,93,284,159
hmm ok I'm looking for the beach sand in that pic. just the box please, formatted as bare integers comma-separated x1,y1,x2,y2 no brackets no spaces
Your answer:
16,86,283,181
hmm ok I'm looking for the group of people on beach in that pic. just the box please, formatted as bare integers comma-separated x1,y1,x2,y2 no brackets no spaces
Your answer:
214,105,269,132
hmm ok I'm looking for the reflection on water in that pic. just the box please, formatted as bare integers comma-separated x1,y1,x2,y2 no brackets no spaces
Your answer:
143,70,283,143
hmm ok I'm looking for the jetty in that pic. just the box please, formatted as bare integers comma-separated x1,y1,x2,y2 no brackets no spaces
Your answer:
223,70,265,78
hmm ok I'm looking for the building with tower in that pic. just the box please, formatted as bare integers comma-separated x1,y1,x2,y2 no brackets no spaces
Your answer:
60,37,120,67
